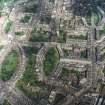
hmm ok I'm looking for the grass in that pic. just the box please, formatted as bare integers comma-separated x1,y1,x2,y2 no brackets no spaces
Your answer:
20,15,31,23
4,19,12,33
99,27,105,36
0,0,13,3
86,11,91,25
68,34,87,40
16,47,41,101
0,50,18,81
43,47,59,76
40,15,51,24
15,31,24,36
59,68,80,80
0,45,4,50
19,46,39,87
0,12,8,16
91,10,102,26
63,49,71,57
92,12,99,25
103,68,105,76
86,10,102,26
59,68,70,80
0,12,1,17
80,50,88,59
58,30,66,43
29,28,50,42
24,4,38,13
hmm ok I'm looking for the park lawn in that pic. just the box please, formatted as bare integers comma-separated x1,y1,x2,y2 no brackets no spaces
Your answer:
17,47,39,86
16,47,41,100
0,50,18,81
43,47,59,76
